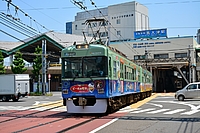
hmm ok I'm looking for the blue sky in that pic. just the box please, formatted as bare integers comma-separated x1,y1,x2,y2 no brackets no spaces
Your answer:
0,0,200,41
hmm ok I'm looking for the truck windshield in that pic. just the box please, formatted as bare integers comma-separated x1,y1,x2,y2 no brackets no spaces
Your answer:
63,56,108,78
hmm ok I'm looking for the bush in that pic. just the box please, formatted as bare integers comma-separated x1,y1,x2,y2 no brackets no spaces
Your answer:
30,92,43,96
29,92,53,96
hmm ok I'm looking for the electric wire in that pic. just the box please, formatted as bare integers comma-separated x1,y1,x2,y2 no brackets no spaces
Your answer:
0,13,39,36
88,0,139,55
71,0,139,55
3,0,62,42
0,29,25,42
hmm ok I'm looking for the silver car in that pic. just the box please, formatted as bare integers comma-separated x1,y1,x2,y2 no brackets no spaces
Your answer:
175,82,200,101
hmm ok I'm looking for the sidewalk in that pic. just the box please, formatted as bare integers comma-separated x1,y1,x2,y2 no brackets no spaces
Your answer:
152,92,175,96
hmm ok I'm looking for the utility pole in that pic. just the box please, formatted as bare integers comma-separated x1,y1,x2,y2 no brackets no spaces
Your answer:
42,40,47,94
188,45,191,83
145,48,148,69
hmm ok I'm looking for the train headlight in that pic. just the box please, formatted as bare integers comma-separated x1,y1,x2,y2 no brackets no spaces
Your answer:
76,44,89,49
62,89,68,94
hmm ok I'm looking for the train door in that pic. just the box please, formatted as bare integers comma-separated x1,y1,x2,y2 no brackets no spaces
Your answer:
120,60,124,93
109,56,112,95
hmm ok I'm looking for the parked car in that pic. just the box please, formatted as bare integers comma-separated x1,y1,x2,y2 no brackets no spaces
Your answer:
175,82,200,101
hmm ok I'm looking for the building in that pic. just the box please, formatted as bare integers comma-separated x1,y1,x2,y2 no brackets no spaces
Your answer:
197,29,200,44
66,1,149,41
110,35,199,92
0,31,92,92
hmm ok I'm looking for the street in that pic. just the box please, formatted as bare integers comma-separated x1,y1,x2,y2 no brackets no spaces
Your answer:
1,93,200,133
94,93,200,133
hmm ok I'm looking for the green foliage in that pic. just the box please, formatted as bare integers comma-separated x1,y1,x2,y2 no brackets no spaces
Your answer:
29,92,43,96
32,46,42,82
11,51,27,74
0,51,5,74
29,92,53,96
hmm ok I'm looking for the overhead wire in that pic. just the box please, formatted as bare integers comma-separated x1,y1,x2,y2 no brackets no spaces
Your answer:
0,29,25,42
88,0,139,55
2,0,62,42
71,0,139,55
19,0,64,26
0,13,39,36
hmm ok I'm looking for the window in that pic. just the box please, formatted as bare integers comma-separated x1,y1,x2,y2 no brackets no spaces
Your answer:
155,42,163,44
63,56,108,78
198,84,200,89
75,25,77,30
134,55,145,60
175,53,187,58
120,63,124,78
154,54,168,59
117,31,121,35
116,19,120,24
187,84,197,90
113,61,117,78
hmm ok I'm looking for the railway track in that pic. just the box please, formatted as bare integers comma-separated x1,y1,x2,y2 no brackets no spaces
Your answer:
0,101,106,133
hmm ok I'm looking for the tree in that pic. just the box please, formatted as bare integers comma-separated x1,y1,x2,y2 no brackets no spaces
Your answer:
11,51,27,74
0,51,5,74
32,46,42,92
32,46,42,81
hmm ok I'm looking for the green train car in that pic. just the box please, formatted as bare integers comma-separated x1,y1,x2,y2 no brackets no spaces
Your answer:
61,40,152,113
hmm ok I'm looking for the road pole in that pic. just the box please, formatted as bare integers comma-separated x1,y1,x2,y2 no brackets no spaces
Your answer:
48,74,51,93
42,40,47,94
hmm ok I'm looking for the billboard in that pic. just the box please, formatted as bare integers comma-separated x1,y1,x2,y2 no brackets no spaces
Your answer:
134,29,167,39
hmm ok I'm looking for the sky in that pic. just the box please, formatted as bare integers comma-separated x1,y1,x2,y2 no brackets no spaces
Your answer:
0,0,200,42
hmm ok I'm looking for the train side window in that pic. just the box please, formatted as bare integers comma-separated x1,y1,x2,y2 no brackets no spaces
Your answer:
120,63,123,78
125,66,127,79
138,69,140,81
113,61,117,78
109,57,112,78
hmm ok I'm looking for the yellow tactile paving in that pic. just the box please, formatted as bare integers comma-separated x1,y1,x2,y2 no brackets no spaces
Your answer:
130,93,158,109
33,100,63,108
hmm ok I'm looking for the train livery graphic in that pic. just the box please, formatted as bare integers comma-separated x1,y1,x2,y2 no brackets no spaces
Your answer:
61,19,152,113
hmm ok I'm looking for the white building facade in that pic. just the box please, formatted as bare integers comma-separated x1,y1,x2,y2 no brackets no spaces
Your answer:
110,36,199,92
66,1,149,41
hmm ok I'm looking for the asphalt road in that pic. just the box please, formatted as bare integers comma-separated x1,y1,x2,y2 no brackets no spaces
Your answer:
0,91,63,111
1,93,200,133
93,94,200,133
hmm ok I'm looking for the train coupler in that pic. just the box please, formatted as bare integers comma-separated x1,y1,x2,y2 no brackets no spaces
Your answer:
78,97,87,109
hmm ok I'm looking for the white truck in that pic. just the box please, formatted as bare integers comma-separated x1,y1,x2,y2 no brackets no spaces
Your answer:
0,74,30,102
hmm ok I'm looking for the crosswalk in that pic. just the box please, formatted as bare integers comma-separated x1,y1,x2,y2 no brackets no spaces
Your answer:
117,106,200,115
0,105,66,111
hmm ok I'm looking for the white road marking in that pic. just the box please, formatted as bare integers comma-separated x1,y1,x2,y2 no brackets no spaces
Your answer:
154,101,200,110
130,108,155,113
163,109,186,114
146,103,163,108
146,109,170,114
33,101,40,106
89,118,118,133
117,108,140,113
181,110,200,115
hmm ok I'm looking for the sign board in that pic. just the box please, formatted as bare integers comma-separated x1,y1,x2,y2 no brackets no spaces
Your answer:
134,29,167,39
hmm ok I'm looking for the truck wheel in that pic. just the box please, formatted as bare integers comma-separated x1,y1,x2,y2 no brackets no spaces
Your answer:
12,97,19,102
2,96,9,102
178,95,184,101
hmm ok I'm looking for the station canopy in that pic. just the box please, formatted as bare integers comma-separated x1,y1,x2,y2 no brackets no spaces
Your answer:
0,31,92,63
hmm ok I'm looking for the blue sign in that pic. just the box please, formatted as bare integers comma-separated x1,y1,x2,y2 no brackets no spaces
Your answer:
134,29,167,39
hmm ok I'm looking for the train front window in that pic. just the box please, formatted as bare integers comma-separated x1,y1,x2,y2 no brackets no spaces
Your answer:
83,56,108,77
63,56,108,78
63,57,82,78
